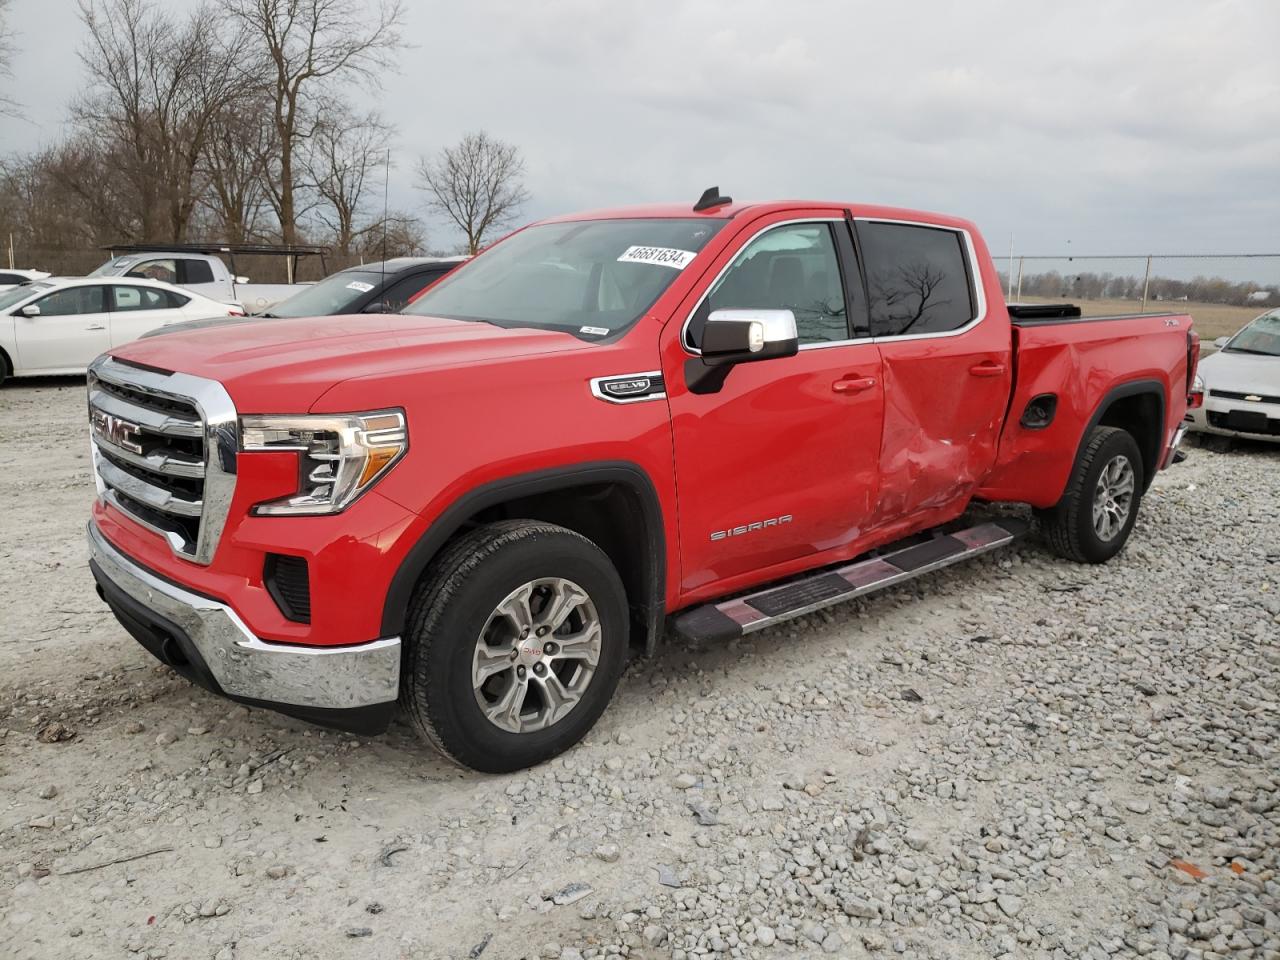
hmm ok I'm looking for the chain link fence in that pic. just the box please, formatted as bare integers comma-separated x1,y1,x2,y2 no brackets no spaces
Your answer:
994,254,1280,341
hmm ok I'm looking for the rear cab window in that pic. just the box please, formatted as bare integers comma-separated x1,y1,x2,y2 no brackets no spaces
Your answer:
856,221,976,337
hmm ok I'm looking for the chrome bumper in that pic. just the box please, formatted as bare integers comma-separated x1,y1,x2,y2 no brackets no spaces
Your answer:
88,521,400,711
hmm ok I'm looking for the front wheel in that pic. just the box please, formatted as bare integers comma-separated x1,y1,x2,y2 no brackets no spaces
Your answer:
1038,425,1144,564
401,520,629,773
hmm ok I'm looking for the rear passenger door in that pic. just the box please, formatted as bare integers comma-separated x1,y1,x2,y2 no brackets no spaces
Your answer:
854,219,1012,524
108,285,193,345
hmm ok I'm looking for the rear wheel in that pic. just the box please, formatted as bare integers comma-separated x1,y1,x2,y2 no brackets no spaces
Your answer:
0,349,10,387
1038,425,1144,564
401,520,628,773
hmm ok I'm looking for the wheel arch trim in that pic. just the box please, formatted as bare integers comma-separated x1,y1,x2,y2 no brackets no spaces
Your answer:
381,461,667,653
1074,378,1167,493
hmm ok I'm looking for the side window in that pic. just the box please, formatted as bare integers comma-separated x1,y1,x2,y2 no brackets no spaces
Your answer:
694,223,850,347
111,285,173,311
858,222,974,337
163,290,191,308
36,286,105,316
0,273,21,284
180,259,215,284
125,259,177,284
377,273,443,312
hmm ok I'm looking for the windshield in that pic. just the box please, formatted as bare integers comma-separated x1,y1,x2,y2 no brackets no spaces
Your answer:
403,218,725,337
0,281,51,311
1225,310,1280,357
89,257,137,277
265,270,383,317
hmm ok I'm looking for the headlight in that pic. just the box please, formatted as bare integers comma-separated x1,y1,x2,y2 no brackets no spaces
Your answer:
240,410,407,515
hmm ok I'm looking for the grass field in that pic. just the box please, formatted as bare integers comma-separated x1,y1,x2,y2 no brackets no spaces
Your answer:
1020,296,1263,341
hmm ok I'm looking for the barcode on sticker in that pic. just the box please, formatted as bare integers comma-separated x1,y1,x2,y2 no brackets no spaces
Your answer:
346,281,375,292
580,326,610,336
617,246,697,270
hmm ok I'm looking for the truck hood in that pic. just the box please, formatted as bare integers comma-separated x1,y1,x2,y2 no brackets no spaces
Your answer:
1199,349,1280,395
108,314,596,411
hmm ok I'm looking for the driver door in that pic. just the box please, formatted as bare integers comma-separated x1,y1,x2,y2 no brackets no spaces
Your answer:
14,285,111,372
661,215,885,601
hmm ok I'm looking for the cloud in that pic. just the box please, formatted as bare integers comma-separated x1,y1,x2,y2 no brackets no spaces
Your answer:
1,0,1276,266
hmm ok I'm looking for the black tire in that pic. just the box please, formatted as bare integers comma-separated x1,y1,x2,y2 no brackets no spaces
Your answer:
1038,425,1145,564
401,520,628,773
0,349,10,387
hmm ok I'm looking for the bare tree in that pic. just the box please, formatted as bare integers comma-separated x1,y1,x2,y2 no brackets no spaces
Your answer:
306,109,391,255
0,0,19,117
225,0,405,244
74,0,248,241
201,97,276,243
416,131,530,255
870,262,953,334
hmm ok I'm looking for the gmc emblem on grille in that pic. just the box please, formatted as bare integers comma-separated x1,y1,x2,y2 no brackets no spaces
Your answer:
92,409,144,454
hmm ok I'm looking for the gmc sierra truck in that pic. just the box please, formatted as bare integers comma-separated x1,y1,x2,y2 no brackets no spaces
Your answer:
85,190,1199,772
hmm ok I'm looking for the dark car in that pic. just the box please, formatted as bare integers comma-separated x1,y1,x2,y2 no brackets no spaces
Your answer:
139,256,467,338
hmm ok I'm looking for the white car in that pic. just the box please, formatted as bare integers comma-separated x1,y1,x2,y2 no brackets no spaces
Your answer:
0,268,52,292
1187,308,1280,444
0,276,242,384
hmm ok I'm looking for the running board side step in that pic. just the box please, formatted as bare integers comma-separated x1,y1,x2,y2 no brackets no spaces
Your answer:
673,518,1029,642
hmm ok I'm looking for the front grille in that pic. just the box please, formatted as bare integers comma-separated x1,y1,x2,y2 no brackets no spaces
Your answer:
1207,410,1280,436
89,356,238,564
1210,388,1280,406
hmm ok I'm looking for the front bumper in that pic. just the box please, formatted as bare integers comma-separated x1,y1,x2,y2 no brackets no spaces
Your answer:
1185,400,1280,443
88,520,401,734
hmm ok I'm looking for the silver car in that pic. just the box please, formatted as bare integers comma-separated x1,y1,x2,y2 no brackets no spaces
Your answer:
1187,308,1280,444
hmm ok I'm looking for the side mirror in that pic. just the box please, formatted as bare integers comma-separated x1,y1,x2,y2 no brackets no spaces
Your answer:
19,304,40,317
362,301,389,314
1213,336,1230,349
686,309,799,394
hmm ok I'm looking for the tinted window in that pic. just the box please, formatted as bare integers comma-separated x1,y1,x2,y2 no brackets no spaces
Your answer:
125,259,178,284
2,282,51,311
36,286,105,316
181,259,215,284
692,222,849,347
405,219,725,337
377,271,447,312
0,273,23,284
858,222,973,337
112,285,187,311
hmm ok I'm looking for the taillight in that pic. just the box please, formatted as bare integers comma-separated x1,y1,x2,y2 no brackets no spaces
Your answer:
1188,373,1205,409
228,308,245,317
1186,330,1202,408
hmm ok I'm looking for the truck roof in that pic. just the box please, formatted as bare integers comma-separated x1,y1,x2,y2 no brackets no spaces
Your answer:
539,200,977,233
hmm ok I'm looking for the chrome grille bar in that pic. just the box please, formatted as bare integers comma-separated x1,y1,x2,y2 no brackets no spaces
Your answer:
88,355,238,565
96,458,203,517
93,433,205,478
89,388,203,437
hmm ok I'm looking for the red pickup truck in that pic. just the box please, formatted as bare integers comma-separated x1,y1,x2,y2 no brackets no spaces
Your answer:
86,190,1198,772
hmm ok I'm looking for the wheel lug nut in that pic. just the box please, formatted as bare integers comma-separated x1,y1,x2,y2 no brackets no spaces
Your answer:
544,642,557,655
533,663,546,676
536,626,548,637
517,666,526,678
520,628,530,639
510,650,519,660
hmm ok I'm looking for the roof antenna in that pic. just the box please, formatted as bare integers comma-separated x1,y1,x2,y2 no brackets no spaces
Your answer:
693,185,732,212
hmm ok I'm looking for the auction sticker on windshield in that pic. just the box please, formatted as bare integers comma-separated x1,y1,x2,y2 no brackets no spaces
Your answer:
617,246,697,269
346,281,375,292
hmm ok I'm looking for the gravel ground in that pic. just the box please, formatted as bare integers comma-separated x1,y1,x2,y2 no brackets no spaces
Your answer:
1,377,1277,960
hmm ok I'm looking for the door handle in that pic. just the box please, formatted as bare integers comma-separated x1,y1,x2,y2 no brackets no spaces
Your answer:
85,324,106,331
969,361,1006,377
832,376,877,394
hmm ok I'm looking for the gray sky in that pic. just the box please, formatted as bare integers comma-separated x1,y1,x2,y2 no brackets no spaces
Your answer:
2,0,1278,270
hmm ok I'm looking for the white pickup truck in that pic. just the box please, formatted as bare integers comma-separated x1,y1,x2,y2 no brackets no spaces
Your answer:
89,244,324,313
